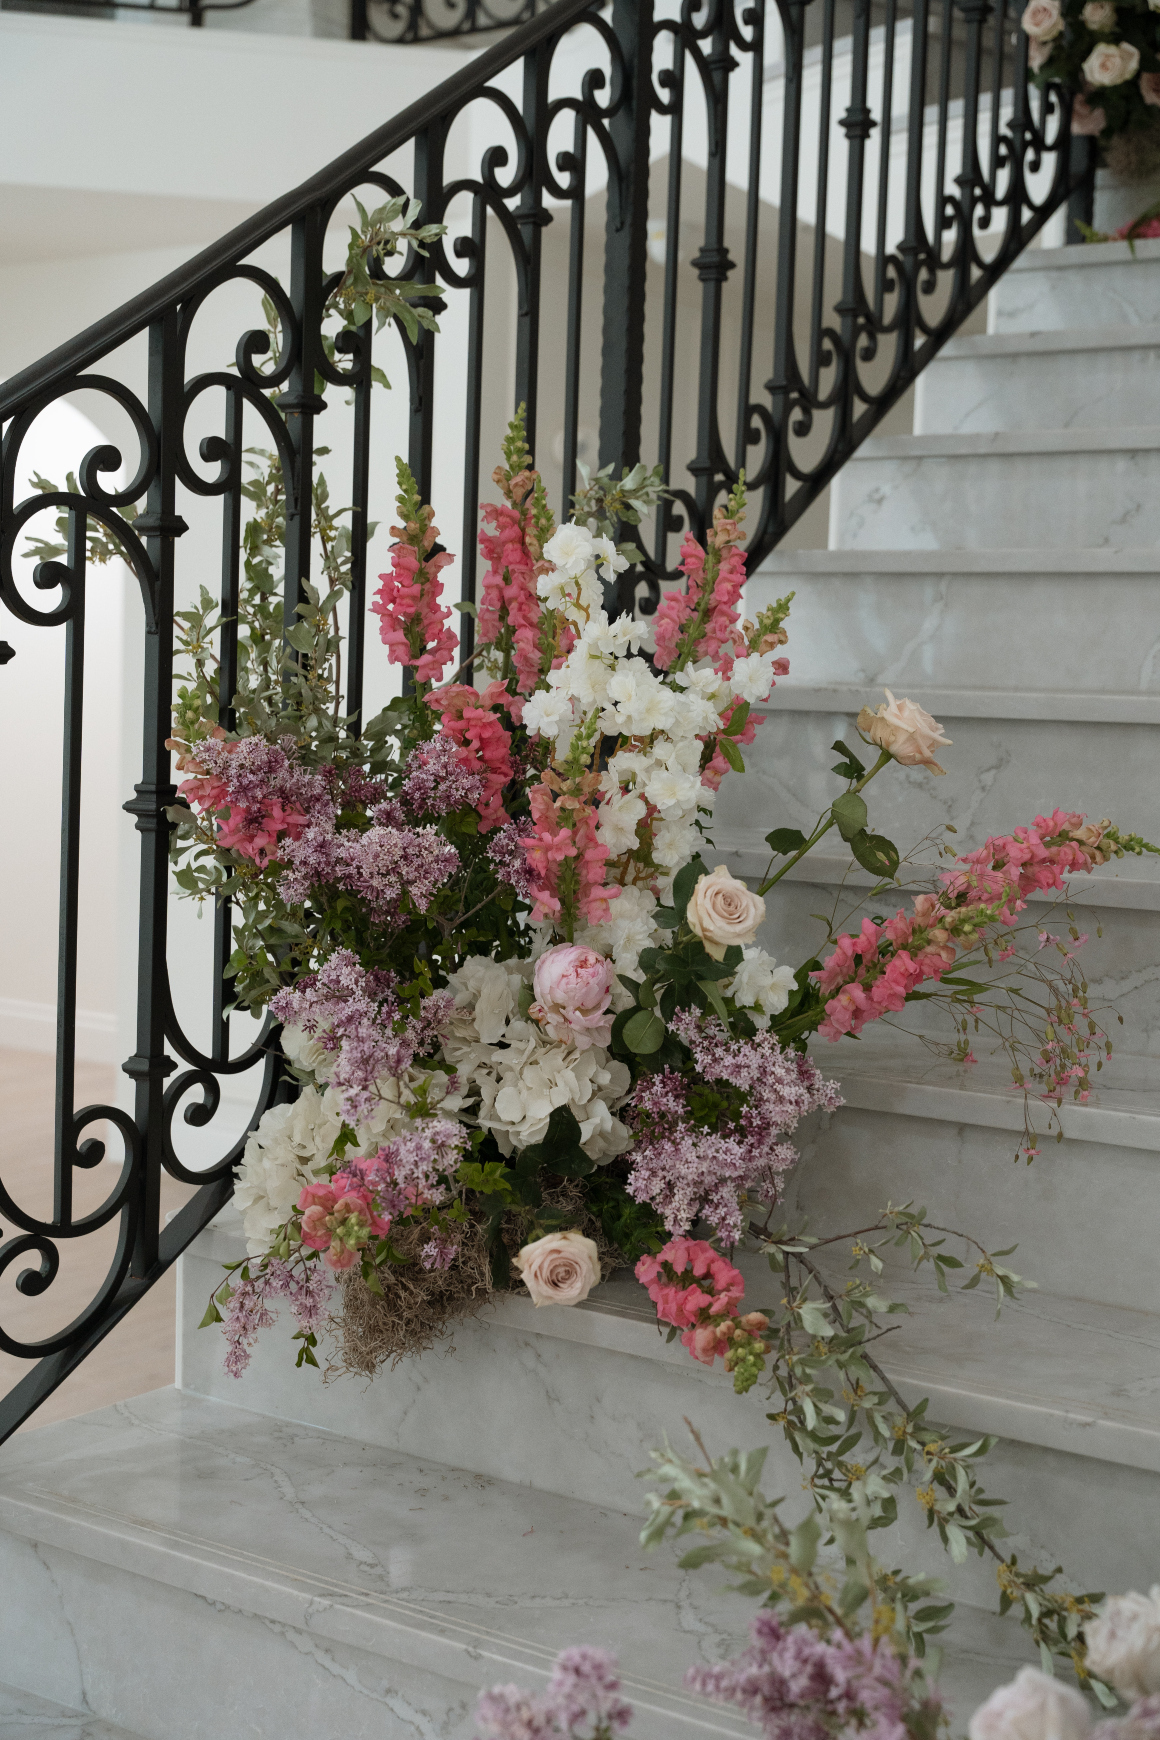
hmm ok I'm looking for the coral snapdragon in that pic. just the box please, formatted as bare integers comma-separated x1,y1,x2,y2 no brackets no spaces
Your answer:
177,734,329,866
371,460,457,688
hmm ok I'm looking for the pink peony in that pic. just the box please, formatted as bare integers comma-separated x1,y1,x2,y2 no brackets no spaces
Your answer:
529,944,616,1049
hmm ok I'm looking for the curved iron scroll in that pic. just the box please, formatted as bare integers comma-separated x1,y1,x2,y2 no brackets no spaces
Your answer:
0,0,1086,1441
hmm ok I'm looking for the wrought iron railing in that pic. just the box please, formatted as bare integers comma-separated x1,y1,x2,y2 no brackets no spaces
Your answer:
0,0,1087,1440
2,0,548,36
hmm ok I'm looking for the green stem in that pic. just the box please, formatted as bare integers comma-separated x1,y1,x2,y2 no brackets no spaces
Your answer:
757,749,893,896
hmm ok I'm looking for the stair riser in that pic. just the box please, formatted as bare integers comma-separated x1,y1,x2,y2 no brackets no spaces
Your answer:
831,445,1160,550
745,567,1160,695
793,1105,1160,1312
990,244,1160,333
714,711,1160,880
915,340,1160,435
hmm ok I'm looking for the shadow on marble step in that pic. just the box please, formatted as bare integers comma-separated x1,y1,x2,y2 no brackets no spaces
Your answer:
829,427,1160,550
0,1682,146,1740
914,326,1160,436
744,551,1160,697
989,239,1160,334
0,1390,1086,1740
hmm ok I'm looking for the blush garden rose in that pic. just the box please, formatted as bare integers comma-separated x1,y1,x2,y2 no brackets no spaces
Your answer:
514,1231,602,1306
685,865,766,960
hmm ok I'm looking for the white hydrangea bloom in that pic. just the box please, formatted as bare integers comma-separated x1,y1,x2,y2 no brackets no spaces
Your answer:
727,946,797,1027
280,1023,333,1080
578,882,661,983
233,1086,343,1256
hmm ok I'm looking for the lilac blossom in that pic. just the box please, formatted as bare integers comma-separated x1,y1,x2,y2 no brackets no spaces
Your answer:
355,1119,467,1212
487,818,536,899
401,735,486,817
196,734,333,821
624,1015,841,1242
1096,1698,1160,1740
420,1232,460,1271
475,1649,632,1740
270,949,453,1123
278,818,460,923
686,1612,940,1740
222,1257,334,1379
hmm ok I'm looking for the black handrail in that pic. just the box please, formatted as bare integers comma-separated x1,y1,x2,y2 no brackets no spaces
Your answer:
0,0,1086,1440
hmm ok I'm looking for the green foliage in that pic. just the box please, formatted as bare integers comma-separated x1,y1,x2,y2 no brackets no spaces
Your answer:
329,194,446,375
22,470,139,568
571,458,667,564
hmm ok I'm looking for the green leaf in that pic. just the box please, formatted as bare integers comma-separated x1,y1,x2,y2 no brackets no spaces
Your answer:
698,977,730,1025
788,1512,821,1572
671,856,707,921
724,699,751,735
831,739,866,780
849,831,900,878
765,828,808,856
198,1301,223,1328
831,792,868,842
717,734,745,773
623,1009,667,1054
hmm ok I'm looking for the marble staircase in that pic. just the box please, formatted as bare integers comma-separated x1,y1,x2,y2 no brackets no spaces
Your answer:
2,240,1159,1736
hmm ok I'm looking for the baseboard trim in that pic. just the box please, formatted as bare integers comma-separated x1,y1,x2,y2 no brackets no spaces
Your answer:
0,998,117,1064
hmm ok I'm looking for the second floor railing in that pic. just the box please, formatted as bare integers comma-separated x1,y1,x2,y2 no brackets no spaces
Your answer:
0,0,1088,1440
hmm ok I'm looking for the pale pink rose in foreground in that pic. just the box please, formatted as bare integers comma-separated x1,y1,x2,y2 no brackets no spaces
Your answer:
1021,0,1063,37
856,690,952,774
1084,39,1140,83
1071,91,1108,131
1085,1589,1160,1698
1028,36,1055,67
968,1667,1091,1740
514,1230,602,1306
1141,71,1160,104
530,944,616,1049
1082,0,1117,27
686,865,766,961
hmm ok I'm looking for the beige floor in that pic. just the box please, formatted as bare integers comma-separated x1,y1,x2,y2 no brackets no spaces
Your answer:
0,1049,198,1435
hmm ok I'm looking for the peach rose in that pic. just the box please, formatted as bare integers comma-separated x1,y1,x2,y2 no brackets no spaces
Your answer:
686,865,766,961
514,1230,602,1307
856,690,952,774
1084,1589,1160,1698
1082,0,1117,27
1083,39,1140,84
1071,91,1108,132
1021,0,1063,38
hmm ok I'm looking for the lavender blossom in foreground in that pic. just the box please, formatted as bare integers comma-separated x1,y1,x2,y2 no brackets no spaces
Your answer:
401,734,486,817
278,816,459,923
624,1015,841,1241
686,1612,940,1740
270,949,453,1123
475,1649,632,1740
222,1258,334,1378
1096,1697,1160,1740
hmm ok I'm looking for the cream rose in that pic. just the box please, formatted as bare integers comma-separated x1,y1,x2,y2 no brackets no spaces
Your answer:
856,689,952,774
1085,1589,1160,1698
686,865,766,961
968,1668,1091,1740
1083,39,1140,83
1022,0,1063,38
514,1230,602,1307
1082,0,1117,27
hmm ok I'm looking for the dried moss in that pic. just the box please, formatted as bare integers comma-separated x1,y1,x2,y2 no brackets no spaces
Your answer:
1105,122,1160,185
327,1178,625,1380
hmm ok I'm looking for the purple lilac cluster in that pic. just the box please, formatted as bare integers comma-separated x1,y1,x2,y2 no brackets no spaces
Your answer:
476,1649,633,1740
270,949,453,1123
222,1258,333,1379
400,735,485,817
277,812,460,923
196,734,333,819
1096,1698,1160,1740
354,1119,467,1211
624,1014,841,1242
420,1231,460,1271
486,818,536,899
686,1613,942,1740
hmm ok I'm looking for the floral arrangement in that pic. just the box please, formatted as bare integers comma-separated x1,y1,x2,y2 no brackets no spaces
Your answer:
159,394,1157,1674
1022,0,1160,161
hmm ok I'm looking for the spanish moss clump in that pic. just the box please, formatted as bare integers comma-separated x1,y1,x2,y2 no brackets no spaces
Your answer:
1105,121,1160,183
330,1216,494,1378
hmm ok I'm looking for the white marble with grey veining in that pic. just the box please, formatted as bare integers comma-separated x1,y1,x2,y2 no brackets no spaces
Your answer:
830,428,1160,550
915,326,1160,435
0,1683,143,1740
746,550,1160,696
989,238,1160,333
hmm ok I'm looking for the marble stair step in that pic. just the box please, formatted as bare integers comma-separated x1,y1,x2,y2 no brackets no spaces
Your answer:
989,238,1160,334
829,427,1160,550
0,1681,148,1740
744,549,1160,695
914,325,1160,435
0,1391,1047,1736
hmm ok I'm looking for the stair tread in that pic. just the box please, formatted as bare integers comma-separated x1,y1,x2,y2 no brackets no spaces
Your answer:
0,1390,753,1740
938,323,1160,359
1007,238,1160,270
752,548,1160,573
851,426,1160,460
753,680,1160,723
0,1683,146,1740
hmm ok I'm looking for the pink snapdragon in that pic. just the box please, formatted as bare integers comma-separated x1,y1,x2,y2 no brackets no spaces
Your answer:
371,463,458,688
652,494,749,674
478,497,548,697
427,683,515,832
297,1178,391,1271
520,780,620,929
635,1237,746,1327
